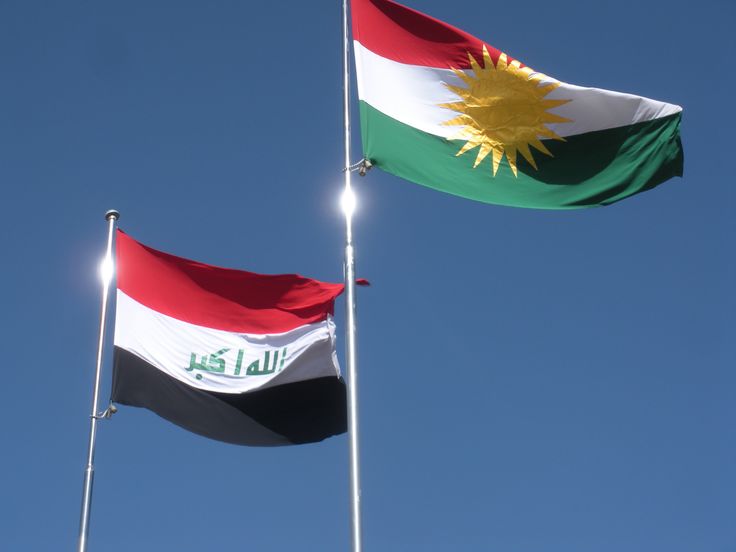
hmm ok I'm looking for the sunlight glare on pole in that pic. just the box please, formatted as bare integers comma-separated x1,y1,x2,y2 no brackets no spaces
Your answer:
99,254,114,285
341,187,357,219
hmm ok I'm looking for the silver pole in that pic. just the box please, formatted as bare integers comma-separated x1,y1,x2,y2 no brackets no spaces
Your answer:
78,209,119,552
341,1,363,551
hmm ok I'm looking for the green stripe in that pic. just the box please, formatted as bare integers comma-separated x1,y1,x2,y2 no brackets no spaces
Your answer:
359,101,683,209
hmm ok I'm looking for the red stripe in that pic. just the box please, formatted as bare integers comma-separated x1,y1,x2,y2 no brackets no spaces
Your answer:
116,230,344,334
351,0,509,69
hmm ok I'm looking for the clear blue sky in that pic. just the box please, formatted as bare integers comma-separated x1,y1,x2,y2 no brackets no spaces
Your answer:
1,0,733,550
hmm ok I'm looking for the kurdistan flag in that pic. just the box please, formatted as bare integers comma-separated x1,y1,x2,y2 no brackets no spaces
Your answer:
112,230,347,446
351,0,683,209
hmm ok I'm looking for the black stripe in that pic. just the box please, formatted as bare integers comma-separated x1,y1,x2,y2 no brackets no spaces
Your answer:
112,347,347,446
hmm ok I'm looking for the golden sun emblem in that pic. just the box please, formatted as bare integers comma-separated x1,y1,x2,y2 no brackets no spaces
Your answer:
440,46,572,176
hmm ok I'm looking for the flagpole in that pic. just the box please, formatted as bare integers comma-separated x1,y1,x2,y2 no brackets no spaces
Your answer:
78,209,119,552
341,1,363,551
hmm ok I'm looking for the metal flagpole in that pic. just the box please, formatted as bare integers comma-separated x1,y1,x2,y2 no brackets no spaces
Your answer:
78,209,119,552
341,1,363,551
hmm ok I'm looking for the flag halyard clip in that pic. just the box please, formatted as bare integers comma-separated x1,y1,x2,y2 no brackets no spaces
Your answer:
92,402,118,420
343,158,372,176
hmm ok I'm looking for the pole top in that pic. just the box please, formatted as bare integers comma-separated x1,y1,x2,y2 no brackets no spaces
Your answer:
105,209,120,221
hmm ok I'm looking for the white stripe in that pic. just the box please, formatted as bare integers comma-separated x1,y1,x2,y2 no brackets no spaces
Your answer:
114,291,340,394
354,41,681,139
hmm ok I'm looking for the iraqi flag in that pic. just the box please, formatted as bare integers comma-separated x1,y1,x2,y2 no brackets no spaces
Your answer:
112,230,347,446
352,0,683,209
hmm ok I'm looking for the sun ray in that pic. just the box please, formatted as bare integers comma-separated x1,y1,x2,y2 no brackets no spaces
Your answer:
537,82,561,95
469,52,482,75
530,138,552,156
491,149,503,176
442,113,472,126
450,68,475,86
441,49,572,177
541,98,572,110
506,145,518,176
456,139,481,157
475,142,493,167
482,46,494,69
537,128,565,142
517,142,537,170
541,112,573,124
